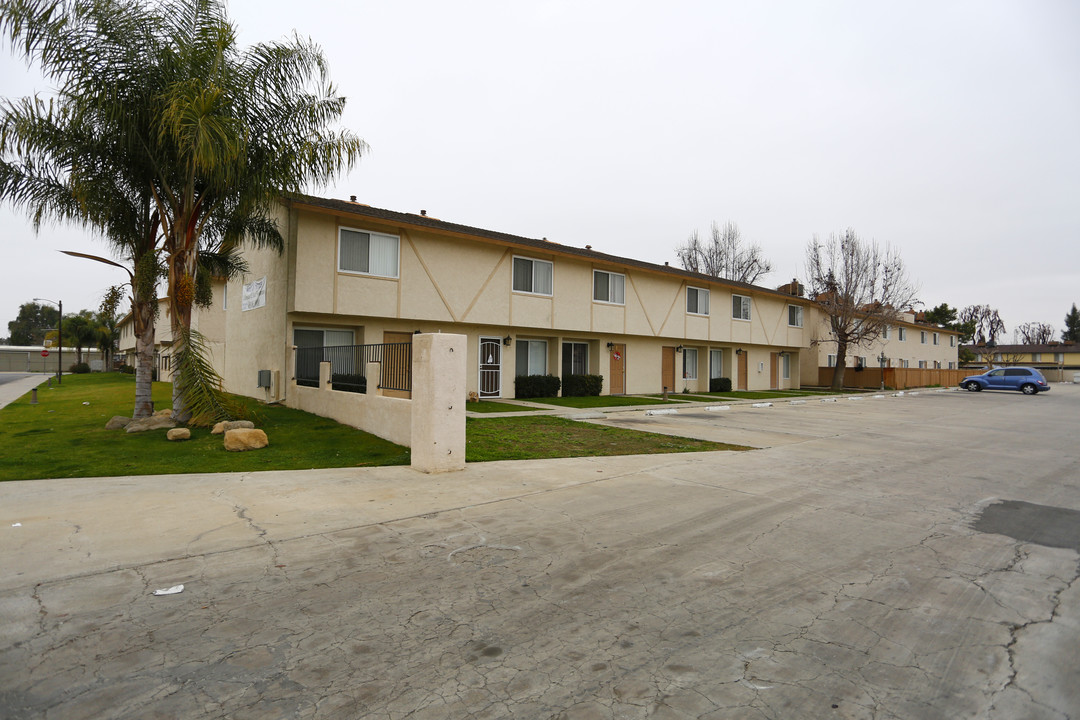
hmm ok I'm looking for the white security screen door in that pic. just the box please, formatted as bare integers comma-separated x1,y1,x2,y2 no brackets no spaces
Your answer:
479,337,502,398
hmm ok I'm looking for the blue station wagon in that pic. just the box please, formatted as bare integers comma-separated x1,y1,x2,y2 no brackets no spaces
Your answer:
960,367,1051,395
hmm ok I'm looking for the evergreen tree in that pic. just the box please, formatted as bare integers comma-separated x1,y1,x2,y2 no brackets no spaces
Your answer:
1064,303,1080,343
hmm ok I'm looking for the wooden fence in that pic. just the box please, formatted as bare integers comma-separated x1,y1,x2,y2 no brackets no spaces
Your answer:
816,366,967,390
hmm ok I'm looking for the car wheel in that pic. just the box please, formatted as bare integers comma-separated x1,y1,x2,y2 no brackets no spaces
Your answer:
965,382,981,391
1021,383,1038,395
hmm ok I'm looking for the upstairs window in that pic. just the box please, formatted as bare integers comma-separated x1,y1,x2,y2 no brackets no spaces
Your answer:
512,257,553,295
732,294,751,321
933,332,940,345
882,326,890,340
898,327,906,341
339,228,399,278
788,305,803,327
920,331,928,344
593,270,625,305
687,287,710,315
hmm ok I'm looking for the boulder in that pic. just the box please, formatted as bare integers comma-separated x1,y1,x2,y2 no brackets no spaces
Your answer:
105,416,132,430
211,419,255,435
167,428,191,441
153,408,173,418
224,428,268,452
126,415,178,433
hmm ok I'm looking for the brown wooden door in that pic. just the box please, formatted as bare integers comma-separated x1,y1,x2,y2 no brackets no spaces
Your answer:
661,346,676,393
770,352,779,389
382,331,412,399
737,350,748,390
609,344,626,394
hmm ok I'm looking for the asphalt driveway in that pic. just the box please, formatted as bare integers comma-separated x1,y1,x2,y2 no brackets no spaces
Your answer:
1,385,1078,719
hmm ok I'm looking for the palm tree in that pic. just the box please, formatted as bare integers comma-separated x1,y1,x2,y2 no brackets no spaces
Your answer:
62,310,97,366
1,0,364,423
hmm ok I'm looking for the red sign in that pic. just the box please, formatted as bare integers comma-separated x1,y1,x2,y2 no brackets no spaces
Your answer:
41,350,49,357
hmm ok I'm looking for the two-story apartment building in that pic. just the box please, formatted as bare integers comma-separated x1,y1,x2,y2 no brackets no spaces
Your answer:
799,305,961,386
199,194,813,404
961,343,1080,382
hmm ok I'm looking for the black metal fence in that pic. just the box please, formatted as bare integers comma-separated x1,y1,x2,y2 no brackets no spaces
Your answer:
295,342,412,393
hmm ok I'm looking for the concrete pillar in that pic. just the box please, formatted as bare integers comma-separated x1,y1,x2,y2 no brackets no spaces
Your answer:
365,361,381,396
410,333,466,473
319,361,332,390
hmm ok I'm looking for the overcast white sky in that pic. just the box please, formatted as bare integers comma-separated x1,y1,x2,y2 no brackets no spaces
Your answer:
2,0,1078,341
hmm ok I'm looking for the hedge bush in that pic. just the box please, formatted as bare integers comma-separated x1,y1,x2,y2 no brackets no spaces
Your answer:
710,377,732,392
118,364,135,374
69,362,91,374
331,373,366,394
515,374,561,398
563,374,603,397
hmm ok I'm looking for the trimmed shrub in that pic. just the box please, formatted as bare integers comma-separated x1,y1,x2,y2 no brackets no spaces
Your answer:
331,373,366,394
709,377,732,392
69,362,91,374
563,374,603,397
515,374,561,399
118,364,135,374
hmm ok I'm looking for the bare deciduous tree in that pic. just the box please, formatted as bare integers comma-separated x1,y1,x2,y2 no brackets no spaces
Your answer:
1015,322,1054,345
959,305,1006,346
675,221,772,284
805,229,919,390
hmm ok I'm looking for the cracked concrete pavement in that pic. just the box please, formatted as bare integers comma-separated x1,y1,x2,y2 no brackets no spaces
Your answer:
1,385,1078,719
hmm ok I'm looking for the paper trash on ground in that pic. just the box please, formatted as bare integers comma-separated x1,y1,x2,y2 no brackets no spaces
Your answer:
152,584,185,596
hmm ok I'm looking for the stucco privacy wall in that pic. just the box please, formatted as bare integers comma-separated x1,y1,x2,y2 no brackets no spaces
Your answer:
290,380,411,447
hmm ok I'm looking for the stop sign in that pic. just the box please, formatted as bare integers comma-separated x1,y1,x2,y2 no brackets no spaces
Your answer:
41,350,49,357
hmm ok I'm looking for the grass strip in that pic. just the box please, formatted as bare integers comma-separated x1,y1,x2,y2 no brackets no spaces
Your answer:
519,395,688,408
465,415,748,462
465,400,539,413
0,374,409,481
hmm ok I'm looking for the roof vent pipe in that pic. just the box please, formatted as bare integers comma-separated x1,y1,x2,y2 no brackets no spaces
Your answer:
350,195,357,202
421,209,427,216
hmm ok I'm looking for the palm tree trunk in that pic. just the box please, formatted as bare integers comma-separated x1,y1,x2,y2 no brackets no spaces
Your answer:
169,242,198,423
133,299,155,418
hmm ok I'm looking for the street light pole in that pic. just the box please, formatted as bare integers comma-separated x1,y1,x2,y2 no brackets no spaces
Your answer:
878,351,888,391
34,297,62,385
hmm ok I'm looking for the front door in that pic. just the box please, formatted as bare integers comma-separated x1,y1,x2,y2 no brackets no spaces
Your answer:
661,346,676,393
738,350,749,390
770,352,779,390
609,344,626,395
479,337,502,398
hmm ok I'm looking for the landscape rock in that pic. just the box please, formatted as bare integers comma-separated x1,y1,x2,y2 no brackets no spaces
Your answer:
126,415,178,433
153,408,173,418
211,420,255,435
166,428,191,441
105,416,132,430
224,428,268,452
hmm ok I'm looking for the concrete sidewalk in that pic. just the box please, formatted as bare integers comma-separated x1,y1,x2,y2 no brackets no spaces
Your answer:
0,372,54,411
2,388,1078,719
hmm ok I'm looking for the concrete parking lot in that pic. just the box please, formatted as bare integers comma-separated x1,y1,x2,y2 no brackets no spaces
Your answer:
1,385,1078,719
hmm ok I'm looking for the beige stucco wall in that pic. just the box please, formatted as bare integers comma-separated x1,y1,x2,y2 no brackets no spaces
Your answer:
290,382,411,446
800,308,961,382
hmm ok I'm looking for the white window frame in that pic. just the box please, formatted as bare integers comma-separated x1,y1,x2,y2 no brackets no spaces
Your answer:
882,326,890,340
732,294,751,321
898,327,906,342
1055,352,1064,363
683,348,699,380
788,305,803,328
920,331,927,344
709,349,723,379
562,341,590,375
338,227,400,279
1031,353,1041,362
686,287,710,316
919,360,927,368
949,361,956,369
901,359,910,368
933,332,940,345
512,256,553,296
827,354,836,367
515,339,548,376
592,270,625,305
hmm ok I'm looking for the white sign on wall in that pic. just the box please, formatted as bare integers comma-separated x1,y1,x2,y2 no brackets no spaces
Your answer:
241,276,267,311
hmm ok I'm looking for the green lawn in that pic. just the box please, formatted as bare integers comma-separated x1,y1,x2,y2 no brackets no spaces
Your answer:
520,395,689,408
466,415,748,462
0,374,409,481
465,400,539,413
0,374,746,480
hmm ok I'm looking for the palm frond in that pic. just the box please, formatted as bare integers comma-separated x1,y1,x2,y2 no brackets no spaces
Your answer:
172,325,245,427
